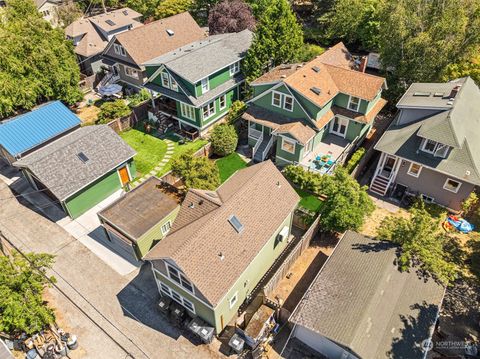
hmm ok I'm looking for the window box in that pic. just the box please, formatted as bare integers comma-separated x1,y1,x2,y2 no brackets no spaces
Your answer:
443,178,461,193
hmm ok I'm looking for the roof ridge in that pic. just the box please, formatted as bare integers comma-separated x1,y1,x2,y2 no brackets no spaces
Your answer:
322,62,384,80
460,140,480,180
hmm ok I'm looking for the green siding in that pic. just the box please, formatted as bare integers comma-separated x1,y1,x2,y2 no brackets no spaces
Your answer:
194,66,232,97
345,120,368,141
289,87,322,119
253,84,276,97
365,91,382,113
64,160,136,219
135,206,180,258
333,93,350,108
212,213,294,333
275,134,303,164
252,84,307,119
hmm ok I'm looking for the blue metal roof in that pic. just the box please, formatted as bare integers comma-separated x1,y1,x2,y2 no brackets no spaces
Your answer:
0,101,81,157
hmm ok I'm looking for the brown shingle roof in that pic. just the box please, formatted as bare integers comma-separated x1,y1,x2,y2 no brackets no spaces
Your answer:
145,161,300,306
332,98,387,124
315,42,356,70
251,63,304,85
113,12,206,65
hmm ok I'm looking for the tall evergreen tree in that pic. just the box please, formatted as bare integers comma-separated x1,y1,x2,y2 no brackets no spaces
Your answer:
0,0,82,118
243,0,304,81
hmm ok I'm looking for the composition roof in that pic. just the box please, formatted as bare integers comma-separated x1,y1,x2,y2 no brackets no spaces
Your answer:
99,177,179,240
146,161,299,305
375,77,480,185
145,30,253,83
0,101,81,157
110,12,206,65
291,231,444,359
14,126,136,200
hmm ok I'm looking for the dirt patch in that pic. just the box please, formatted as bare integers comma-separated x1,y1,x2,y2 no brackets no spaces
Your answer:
361,205,409,237
75,106,100,125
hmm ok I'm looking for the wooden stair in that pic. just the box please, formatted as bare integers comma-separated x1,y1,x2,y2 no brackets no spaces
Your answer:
370,175,390,196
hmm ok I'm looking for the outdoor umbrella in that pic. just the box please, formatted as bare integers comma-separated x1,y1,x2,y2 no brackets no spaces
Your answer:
98,84,122,97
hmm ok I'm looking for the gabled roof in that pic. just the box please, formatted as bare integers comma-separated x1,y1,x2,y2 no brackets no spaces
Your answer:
291,231,444,359
98,177,179,241
145,161,299,306
109,12,206,66
145,30,253,84
376,77,480,185
0,101,81,157
13,126,136,201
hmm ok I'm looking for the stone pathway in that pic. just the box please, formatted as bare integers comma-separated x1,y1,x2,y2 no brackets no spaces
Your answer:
132,139,175,187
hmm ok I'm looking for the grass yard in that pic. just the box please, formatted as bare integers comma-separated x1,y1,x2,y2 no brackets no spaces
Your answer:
295,188,324,213
216,153,247,183
120,129,167,177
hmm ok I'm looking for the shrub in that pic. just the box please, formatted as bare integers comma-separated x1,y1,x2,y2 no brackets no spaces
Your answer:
297,44,325,62
127,88,151,108
97,100,132,124
345,147,366,173
210,123,238,157
171,153,220,190
283,165,325,194
226,100,247,123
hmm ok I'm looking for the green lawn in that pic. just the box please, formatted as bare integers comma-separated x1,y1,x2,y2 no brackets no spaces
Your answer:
295,188,324,213
120,129,167,177
216,153,248,183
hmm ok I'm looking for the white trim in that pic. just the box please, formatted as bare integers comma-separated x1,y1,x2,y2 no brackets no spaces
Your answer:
421,138,437,154
155,277,196,314
407,162,422,178
272,91,282,108
113,43,126,57
347,95,360,112
329,117,349,138
202,100,216,120
229,61,240,76
116,164,132,187
247,82,284,104
280,137,296,154
201,77,209,94
180,102,196,120
443,178,462,193
166,263,195,294
219,94,226,110
161,220,172,235
421,193,435,203
125,66,139,79
229,291,238,309
283,94,294,112
161,72,170,87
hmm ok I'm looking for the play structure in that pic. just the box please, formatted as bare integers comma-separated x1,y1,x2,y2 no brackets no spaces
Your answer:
443,215,474,234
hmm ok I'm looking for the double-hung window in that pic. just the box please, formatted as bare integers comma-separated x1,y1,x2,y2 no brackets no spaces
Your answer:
125,67,139,79
229,61,240,76
161,221,171,235
272,92,282,108
407,163,422,177
421,139,450,158
203,101,215,119
201,78,209,94
272,91,294,111
170,77,178,91
161,72,170,88
180,103,195,120
113,44,126,57
348,96,360,111
443,178,462,193
219,95,226,110
281,137,295,154
283,95,294,111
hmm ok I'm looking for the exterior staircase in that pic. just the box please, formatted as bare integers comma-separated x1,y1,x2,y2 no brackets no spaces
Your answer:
369,175,390,196
253,135,272,163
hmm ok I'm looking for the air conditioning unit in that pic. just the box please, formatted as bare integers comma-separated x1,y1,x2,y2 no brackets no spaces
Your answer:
278,226,289,242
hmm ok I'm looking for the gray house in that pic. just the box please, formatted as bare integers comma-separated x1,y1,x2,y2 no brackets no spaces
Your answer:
288,231,444,359
101,12,205,92
371,77,480,212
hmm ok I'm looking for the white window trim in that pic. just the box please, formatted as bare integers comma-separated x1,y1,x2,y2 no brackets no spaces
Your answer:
407,162,422,178
157,279,196,314
201,78,209,94
229,291,238,309
281,137,296,154
202,101,216,119
125,66,139,79
272,91,282,108
283,94,294,112
161,220,172,235
170,76,178,91
421,138,437,154
114,43,126,57
166,264,195,294
229,61,240,76
421,194,435,203
347,96,360,112
161,72,170,88
180,102,195,120
443,178,462,193
219,94,226,110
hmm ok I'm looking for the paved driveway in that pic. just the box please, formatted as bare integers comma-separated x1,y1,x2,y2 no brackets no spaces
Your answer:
0,171,221,358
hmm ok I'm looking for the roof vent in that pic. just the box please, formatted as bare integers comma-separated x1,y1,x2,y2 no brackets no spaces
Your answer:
228,215,244,233
276,181,281,188
105,19,116,26
447,100,454,106
280,75,287,78
122,10,128,15
188,202,195,208
218,252,225,261
166,29,175,36
77,152,89,163
433,92,444,97
312,66,320,73
311,87,321,95
413,92,431,97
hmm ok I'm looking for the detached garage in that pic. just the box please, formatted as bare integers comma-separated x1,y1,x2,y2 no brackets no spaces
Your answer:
288,231,445,359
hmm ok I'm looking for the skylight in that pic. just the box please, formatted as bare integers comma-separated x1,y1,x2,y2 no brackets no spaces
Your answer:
166,29,175,36
105,19,116,26
77,152,89,163
311,87,321,95
312,66,320,73
413,92,431,97
122,10,128,15
433,92,444,97
228,215,244,233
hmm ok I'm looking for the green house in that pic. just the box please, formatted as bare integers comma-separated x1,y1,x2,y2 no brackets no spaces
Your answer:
145,161,300,334
243,43,387,172
98,177,180,261
143,30,252,136
14,125,136,219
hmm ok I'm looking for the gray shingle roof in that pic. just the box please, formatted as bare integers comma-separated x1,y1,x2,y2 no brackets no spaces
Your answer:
144,30,253,83
291,231,444,359
375,77,480,185
14,126,136,201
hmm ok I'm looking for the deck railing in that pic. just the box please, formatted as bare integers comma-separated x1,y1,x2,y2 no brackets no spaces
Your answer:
248,126,262,139
252,132,263,159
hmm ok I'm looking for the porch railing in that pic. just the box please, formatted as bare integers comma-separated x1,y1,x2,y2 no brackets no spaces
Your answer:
252,132,263,159
260,135,274,161
248,126,262,139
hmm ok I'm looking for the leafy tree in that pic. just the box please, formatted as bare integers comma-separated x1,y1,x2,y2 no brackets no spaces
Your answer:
208,0,256,34
442,52,480,85
56,2,83,27
378,202,458,284
283,165,325,194
243,0,304,81
244,0,271,18
191,0,220,25
297,43,325,62
320,167,374,232
225,100,246,123
0,252,56,335
210,123,238,156
127,88,151,108
171,153,220,190
154,0,194,20
97,100,131,123
0,0,82,117
378,0,480,99
320,0,382,50
125,0,161,20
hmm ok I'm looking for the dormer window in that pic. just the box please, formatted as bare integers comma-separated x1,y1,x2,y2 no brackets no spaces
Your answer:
347,96,360,111
113,43,126,57
420,139,450,158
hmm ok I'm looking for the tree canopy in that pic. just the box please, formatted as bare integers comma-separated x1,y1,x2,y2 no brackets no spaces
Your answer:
154,0,194,20
171,153,220,190
208,0,256,35
0,0,82,118
243,0,304,81
0,252,56,335
210,123,238,156
378,202,458,284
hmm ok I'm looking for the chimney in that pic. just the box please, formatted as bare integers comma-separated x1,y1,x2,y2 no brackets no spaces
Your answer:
359,56,368,73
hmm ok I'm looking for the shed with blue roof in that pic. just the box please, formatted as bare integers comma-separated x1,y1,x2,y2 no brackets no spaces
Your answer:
0,101,81,164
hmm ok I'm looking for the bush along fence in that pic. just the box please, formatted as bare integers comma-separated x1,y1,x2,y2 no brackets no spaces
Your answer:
106,100,151,133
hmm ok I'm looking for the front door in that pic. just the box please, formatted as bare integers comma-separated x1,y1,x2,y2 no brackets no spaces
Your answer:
330,117,349,138
118,166,130,186
381,156,396,178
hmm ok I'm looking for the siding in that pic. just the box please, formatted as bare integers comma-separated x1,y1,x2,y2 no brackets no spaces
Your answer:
345,120,369,142
394,159,475,211
64,160,136,219
118,63,145,88
396,108,442,126
194,65,235,97
275,134,303,165
253,84,307,119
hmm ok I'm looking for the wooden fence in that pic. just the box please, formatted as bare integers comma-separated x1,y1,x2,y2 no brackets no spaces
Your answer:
107,100,151,133
262,215,322,297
